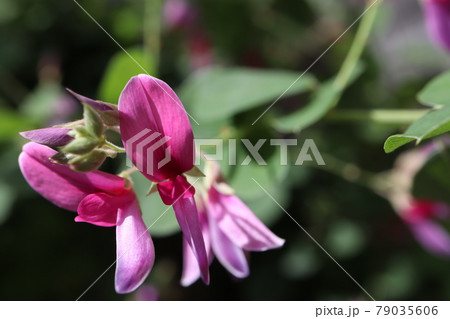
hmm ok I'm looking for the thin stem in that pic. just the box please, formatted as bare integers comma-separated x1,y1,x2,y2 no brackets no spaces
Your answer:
333,0,382,92
325,109,428,125
104,140,126,153
144,0,162,74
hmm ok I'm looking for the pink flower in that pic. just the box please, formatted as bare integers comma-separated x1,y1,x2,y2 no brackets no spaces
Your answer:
423,0,450,52
162,0,196,30
19,142,154,293
181,161,285,286
119,74,209,284
402,199,450,256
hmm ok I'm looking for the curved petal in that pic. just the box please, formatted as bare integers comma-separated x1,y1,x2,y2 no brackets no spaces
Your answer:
181,211,211,286
115,200,155,294
76,193,133,227
119,75,194,182
209,187,285,251
173,197,209,285
66,88,115,112
157,175,196,205
20,127,73,147
409,219,450,257
19,143,127,211
208,206,249,278
424,0,450,52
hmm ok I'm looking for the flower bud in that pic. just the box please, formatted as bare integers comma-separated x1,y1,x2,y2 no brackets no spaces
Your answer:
84,105,104,138
68,150,107,172
61,137,99,155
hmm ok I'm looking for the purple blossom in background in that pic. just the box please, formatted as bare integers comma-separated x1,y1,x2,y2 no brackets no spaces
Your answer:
423,0,450,52
162,0,196,30
402,199,450,257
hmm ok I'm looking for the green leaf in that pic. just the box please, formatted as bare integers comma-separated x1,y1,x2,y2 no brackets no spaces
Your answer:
129,170,180,237
274,81,338,132
384,107,450,153
274,63,364,132
417,71,450,107
98,47,155,104
0,106,34,142
178,66,317,122
412,150,450,205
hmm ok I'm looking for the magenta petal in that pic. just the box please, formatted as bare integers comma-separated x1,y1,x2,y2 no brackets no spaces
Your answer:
20,127,73,147
181,211,211,286
208,207,249,278
174,197,209,285
119,75,194,182
66,88,114,112
410,219,450,257
20,143,127,207
157,175,196,205
424,0,450,52
209,187,285,251
76,193,133,227
115,200,155,294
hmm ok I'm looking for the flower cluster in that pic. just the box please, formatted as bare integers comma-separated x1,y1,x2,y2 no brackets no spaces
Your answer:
19,74,284,294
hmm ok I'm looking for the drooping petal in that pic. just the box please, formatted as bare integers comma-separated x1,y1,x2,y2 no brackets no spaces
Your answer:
76,193,133,227
66,88,115,112
20,127,73,147
209,187,285,251
173,197,209,285
424,0,450,52
19,143,127,211
207,205,249,278
409,219,450,256
181,210,211,286
119,74,194,182
157,175,196,205
115,200,155,294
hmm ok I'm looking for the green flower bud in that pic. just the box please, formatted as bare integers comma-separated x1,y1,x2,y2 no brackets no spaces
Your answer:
68,150,107,172
83,104,104,138
61,137,99,155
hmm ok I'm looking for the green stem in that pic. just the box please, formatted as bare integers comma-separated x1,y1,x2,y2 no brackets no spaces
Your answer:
144,0,162,74
333,0,382,92
104,140,126,153
325,109,428,125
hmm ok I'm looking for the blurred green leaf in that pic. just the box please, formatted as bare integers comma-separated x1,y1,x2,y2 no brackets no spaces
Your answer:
280,242,321,279
0,182,15,225
0,106,34,141
417,71,450,107
412,150,450,205
129,170,180,237
178,66,317,122
384,107,450,153
274,63,364,132
325,220,366,259
275,82,337,132
98,47,155,104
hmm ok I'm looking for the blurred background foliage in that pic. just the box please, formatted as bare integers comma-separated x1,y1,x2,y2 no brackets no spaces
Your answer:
1,0,450,300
